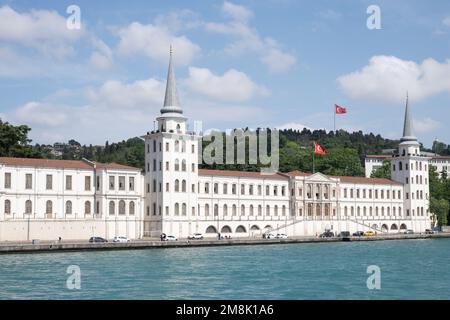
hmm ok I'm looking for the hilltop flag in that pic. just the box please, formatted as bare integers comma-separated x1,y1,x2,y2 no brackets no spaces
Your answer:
314,143,326,155
335,104,347,114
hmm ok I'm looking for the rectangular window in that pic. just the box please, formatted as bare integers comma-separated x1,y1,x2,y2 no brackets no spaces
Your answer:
46,174,53,190
166,183,169,192
4,173,11,189
191,144,195,153
166,142,169,151
109,176,115,190
85,176,91,191
223,184,228,194
232,184,237,195
96,176,100,189
25,173,32,189
66,175,72,190
129,177,135,191
119,176,125,190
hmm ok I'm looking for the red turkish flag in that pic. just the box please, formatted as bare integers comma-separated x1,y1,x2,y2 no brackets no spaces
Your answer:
335,104,347,114
314,143,326,155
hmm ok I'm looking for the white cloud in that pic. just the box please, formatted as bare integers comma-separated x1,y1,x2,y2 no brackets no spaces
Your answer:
414,117,441,134
337,55,450,103
205,1,296,73
185,67,269,102
443,16,450,27
222,1,253,22
15,102,69,127
89,37,113,70
0,5,83,59
116,22,200,65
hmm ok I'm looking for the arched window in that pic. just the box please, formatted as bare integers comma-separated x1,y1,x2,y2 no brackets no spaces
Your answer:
258,205,262,216
241,205,245,216
175,179,180,192
308,204,313,216
66,201,72,214
325,204,330,216
175,140,180,152
274,205,278,216
266,205,270,216
223,204,228,216
85,201,91,214
282,205,286,216
236,225,246,233
357,206,361,216
119,200,126,215
206,225,217,233
25,200,32,214
182,180,186,192
109,201,115,215
232,204,237,216
4,200,11,214
182,140,186,152
250,205,254,216
250,225,260,231
221,226,232,233
363,206,367,216
344,206,348,216
214,204,218,216
399,161,403,170
182,203,187,216
205,204,210,216
175,159,180,171
129,201,135,215
182,159,186,171
46,200,52,215
175,203,180,216
350,206,354,216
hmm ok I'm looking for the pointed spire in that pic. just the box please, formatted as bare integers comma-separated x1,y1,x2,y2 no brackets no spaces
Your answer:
161,45,182,114
401,91,417,143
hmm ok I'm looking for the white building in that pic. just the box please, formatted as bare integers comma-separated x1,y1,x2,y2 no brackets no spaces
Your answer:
0,51,434,241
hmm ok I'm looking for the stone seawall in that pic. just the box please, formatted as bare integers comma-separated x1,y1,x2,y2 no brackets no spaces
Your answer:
1,233,449,254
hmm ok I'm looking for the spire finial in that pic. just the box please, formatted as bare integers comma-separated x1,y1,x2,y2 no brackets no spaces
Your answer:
161,45,182,114
400,91,417,143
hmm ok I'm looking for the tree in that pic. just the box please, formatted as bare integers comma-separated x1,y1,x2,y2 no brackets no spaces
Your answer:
371,160,391,179
430,197,449,226
0,119,41,158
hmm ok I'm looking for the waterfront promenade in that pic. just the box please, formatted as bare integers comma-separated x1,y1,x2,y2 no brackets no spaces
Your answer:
1,233,449,254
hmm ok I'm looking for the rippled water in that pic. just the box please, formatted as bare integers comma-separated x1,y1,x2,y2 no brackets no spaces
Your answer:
1,238,449,299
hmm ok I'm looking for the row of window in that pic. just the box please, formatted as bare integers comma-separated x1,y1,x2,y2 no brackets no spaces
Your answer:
393,161,427,172
3,173,136,192
147,203,288,217
343,187,402,200
147,140,195,154
203,182,287,196
3,199,135,216
146,159,196,173
405,175,427,185
3,172,92,191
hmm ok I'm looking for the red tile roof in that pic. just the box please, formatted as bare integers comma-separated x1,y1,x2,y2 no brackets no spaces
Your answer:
0,157,140,171
199,169,287,180
366,155,390,159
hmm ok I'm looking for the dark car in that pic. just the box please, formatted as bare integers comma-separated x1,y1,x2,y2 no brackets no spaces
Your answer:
425,229,435,234
89,236,108,243
338,231,351,238
320,231,335,238
353,231,364,237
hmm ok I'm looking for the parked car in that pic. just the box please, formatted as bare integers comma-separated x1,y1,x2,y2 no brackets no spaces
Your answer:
363,231,376,236
353,231,364,237
338,231,351,238
188,233,204,240
276,233,288,239
404,229,414,234
89,236,107,243
320,231,335,238
164,235,178,241
264,233,277,239
113,236,130,243
425,229,435,234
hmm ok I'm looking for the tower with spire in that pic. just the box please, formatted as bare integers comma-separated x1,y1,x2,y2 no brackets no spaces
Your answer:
391,94,432,230
142,47,200,237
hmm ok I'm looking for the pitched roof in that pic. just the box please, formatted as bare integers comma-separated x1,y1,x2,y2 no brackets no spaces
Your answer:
286,170,401,185
365,155,390,159
0,157,140,171
198,169,288,180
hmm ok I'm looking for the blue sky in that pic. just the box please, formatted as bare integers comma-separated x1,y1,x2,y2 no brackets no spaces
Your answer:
0,0,449,147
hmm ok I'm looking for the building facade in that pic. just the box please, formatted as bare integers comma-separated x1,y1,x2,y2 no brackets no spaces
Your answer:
0,51,434,241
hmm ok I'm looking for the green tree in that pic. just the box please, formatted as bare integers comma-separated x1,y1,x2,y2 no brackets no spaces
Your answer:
371,160,391,179
0,119,41,158
430,197,449,226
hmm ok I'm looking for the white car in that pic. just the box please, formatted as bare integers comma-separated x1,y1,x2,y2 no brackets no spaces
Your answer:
265,233,277,239
165,235,178,241
188,233,204,240
276,233,288,239
113,236,130,243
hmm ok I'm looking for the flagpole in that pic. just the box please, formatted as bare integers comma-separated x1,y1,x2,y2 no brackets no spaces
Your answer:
312,142,315,174
334,105,336,132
